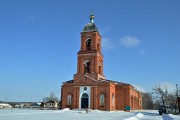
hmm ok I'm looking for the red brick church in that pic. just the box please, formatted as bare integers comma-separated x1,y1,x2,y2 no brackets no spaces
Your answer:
61,14,142,111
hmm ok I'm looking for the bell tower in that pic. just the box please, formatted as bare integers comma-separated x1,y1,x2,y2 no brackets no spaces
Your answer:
73,14,105,80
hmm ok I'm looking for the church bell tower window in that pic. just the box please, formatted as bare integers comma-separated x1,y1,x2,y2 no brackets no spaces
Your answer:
84,61,91,73
86,38,91,50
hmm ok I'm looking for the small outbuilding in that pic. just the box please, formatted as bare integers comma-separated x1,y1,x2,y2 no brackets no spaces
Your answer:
46,100,58,109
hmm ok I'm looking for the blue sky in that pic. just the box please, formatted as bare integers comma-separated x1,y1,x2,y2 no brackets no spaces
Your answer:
0,0,180,102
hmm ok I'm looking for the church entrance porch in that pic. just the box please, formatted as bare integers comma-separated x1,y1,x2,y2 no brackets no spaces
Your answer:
81,93,89,108
79,86,91,109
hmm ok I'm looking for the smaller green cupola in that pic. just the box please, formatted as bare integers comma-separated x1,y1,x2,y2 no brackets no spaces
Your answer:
82,14,99,32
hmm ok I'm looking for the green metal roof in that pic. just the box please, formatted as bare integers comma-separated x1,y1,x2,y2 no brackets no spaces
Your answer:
83,22,99,32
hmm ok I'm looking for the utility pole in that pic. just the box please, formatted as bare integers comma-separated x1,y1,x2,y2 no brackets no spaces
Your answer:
176,84,179,97
175,84,178,113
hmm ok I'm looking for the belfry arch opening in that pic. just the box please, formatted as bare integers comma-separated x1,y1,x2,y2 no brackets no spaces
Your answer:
84,60,91,73
86,38,91,50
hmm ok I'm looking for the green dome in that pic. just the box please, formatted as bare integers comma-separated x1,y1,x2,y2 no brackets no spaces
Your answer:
82,14,99,32
83,23,99,32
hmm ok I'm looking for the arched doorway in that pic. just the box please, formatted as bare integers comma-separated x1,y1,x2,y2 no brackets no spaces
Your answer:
81,93,89,108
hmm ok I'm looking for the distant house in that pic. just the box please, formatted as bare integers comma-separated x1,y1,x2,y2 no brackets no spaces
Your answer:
15,104,21,108
0,103,12,108
15,104,25,108
46,100,58,109
23,103,32,108
33,103,41,108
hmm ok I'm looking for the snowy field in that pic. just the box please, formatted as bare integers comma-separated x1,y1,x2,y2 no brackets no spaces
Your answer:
0,108,180,120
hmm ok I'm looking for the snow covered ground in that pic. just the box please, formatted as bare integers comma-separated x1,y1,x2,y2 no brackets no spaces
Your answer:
0,108,180,120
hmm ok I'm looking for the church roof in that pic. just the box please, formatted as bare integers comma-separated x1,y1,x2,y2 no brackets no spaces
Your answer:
99,79,129,85
82,14,99,32
64,80,73,83
63,79,129,85
83,23,99,32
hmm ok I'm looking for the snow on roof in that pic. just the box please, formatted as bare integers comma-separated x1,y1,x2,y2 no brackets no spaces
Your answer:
0,103,11,107
37,103,41,105
46,100,56,103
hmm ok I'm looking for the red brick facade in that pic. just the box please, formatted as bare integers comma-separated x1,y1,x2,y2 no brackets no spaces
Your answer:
61,15,142,111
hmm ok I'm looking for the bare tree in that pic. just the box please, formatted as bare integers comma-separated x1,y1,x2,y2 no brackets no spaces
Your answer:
43,92,59,103
152,84,178,108
152,84,166,105
142,92,154,109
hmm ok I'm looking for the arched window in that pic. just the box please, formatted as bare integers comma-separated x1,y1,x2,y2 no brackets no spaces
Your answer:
86,38,91,50
67,95,72,105
100,94,105,106
112,94,115,106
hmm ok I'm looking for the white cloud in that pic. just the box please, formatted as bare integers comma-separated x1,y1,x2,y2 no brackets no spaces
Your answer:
132,84,146,92
120,36,140,47
102,38,115,49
